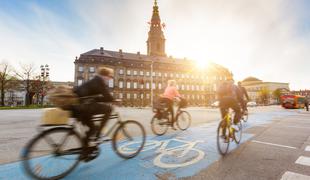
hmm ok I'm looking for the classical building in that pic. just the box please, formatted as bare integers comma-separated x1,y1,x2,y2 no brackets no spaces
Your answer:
74,0,232,107
240,77,290,103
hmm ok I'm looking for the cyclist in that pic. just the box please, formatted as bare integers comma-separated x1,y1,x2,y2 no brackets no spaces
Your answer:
217,77,242,129
159,80,181,128
237,81,250,114
72,67,114,152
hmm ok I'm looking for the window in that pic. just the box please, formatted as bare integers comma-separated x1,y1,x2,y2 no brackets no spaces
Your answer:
133,93,137,99
158,83,162,89
164,73,168,77
140,71,144,76
158,72,161,77
127,81,131,89
182,74,185,78
176,74,179,78
77,79,83,86
141,94,144,99
140,83,144,89
133,82,137,89
88,74,94,80
108,79,114,88
196,85,200,91
146,94,150,99
133,70,137,76
89,67,95,73
127,93,131,99
187,85,190,91
78,66,83,72
192,85,195,91
118,81,123,88
119,69,124,75
119,93,123,99
152,72,155,77
170,73,173,77
181,85,185,90
152,83,156,89
146,71,150,76
127,70,131,75
146,82,150,89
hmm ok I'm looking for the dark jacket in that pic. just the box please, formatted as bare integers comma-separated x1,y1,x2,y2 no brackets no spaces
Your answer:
217,82,242,101
238,86,250,101
74,75,114,102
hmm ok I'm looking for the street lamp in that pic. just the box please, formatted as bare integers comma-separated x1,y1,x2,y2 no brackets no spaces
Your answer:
40,64,49,105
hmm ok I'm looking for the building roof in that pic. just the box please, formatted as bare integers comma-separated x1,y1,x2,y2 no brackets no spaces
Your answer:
77,48,232,75
242,76,262,82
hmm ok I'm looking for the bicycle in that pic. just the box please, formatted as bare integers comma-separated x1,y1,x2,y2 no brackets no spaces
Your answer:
151,98,191,135
216,109,242,155
241,109,248,122
21,99,146,180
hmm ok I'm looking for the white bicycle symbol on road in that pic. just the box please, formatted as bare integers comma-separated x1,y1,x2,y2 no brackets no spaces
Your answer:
119,138,205,168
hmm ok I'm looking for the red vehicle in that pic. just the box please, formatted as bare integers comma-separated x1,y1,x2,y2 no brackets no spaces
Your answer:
281,95,305,109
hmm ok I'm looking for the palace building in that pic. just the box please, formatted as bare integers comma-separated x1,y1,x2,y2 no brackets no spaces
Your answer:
74,0,233,107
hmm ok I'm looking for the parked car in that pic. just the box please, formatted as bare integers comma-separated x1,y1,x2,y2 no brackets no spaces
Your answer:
211,101,219,108
247,101,257,107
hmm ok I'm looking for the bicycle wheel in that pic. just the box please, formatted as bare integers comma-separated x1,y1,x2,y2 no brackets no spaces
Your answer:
217,120,230,155
176,111,191,130
233,122,242,144
242,110,248,122
112,120,146,159
22,127,82,180
151,114,169,135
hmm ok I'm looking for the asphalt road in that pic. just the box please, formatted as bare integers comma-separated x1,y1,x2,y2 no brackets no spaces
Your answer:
1,106,309,180
0,106,289,164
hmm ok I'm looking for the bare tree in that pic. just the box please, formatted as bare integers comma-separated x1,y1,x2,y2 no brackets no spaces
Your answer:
15,63,37,106
0,61,18,106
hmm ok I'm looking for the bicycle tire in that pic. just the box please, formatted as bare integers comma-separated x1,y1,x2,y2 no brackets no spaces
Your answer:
242,110,249,122
151,114,169,135
217,120,230,155
233,122,242,144
112,120,146,159
21,127,82,180
176,111,191,130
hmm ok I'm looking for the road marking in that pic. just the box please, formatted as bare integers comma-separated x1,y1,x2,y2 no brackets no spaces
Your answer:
280,125,310,129
295,156,310,166
281,171,310,180
251,140,297,149
305,146,310,152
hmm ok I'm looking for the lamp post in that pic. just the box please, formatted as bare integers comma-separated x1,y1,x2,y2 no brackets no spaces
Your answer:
40,64,49,106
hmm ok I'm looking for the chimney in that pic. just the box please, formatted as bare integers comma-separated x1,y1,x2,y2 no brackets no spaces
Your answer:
119,49,123,54
137,51,140,55
100,47,104,54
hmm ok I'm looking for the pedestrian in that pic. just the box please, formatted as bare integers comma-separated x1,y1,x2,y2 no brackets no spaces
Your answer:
305,97,309,111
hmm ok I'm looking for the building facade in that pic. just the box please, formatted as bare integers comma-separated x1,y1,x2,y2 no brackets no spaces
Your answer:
74,0,233,107
290,90,310,97
240,77,290,104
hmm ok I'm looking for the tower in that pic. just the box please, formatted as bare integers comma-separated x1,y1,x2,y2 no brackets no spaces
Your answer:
147,0,166,57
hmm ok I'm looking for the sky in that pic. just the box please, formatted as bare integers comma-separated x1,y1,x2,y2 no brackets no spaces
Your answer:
0,0,310,90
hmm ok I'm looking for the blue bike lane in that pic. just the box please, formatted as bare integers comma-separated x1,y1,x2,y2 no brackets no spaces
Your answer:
0,110,297,180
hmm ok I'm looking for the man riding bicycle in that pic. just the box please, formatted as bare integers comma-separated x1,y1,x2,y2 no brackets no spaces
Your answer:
217,77,242,128
71,67,114,151
237,81,250,114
